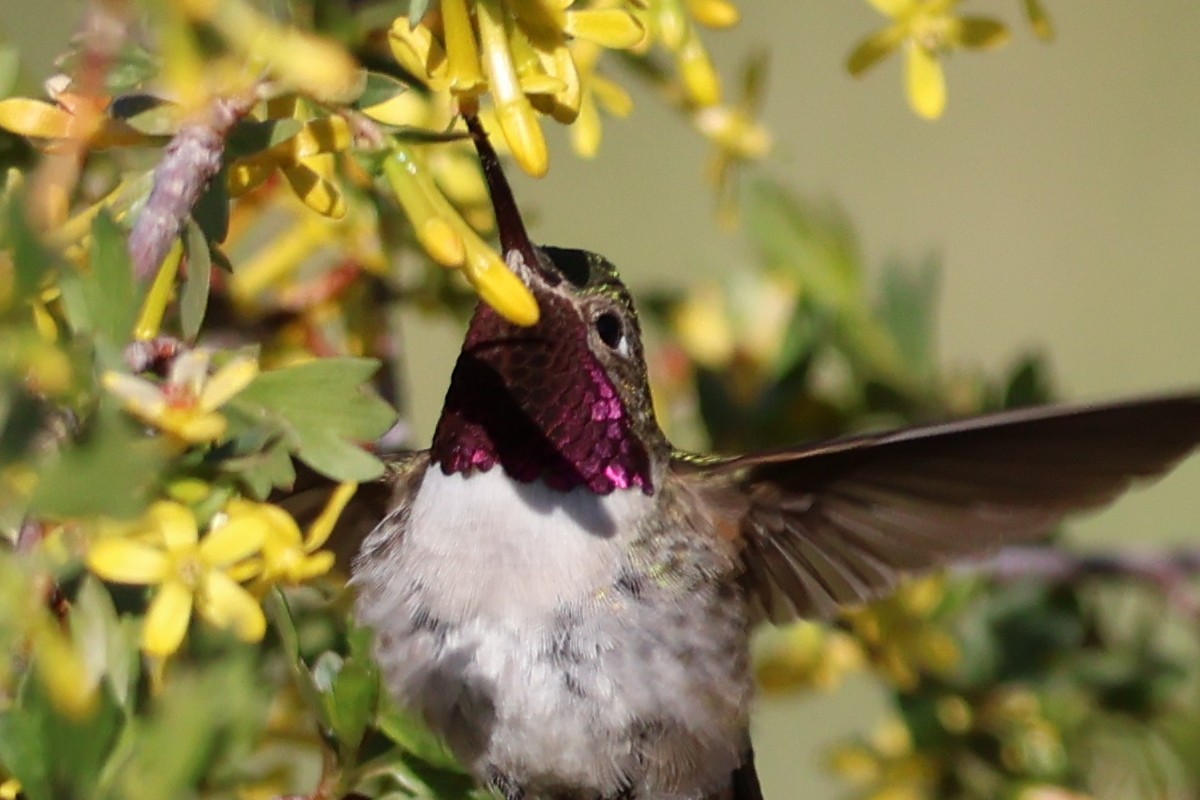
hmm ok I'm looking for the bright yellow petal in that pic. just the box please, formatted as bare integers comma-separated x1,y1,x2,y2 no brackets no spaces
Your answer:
570,92,603,158
198,357,258,411
905,43,946,120
147,501,200,550
282,162,347,219
0,98,74,139
199,515,267,567
564,10,645,50
304,481,357,551
141,580,193,656
172,410,228,443
290,551,335,582
687,0,739,28
102,372,166,418
197,571,266,642
87,538,170,584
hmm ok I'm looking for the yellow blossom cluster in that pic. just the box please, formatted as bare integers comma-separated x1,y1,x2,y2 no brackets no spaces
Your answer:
85,483,356,658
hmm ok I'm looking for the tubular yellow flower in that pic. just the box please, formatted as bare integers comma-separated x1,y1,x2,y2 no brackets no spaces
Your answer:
442,0,487,92
389,18,450,91
103,349,259,445
184,0,361,102
86,501,267,656
478,0,550,177
383,147,468,268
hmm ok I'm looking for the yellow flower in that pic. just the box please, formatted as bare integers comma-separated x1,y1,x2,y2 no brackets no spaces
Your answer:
86,501,267,656
0,91,147,151
843,575,960,689
753,621,864,692
846,0,1010,120
0,778,19,800
103,348,258,444
222,482,357,586
388,1,644,177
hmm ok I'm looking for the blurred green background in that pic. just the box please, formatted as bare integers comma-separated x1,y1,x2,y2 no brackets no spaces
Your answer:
3,1,1199,796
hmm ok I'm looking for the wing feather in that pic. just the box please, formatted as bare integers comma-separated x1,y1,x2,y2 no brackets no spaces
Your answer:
679,394,1200,622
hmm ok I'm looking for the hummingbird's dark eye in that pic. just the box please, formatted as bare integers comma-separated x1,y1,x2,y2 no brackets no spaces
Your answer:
595,311,624,350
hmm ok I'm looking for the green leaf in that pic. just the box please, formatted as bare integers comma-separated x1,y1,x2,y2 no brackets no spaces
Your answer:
0,673,122,800
60,212,139,344
877,256,939,378
31,403,168,519
376,697,464,772
180,218,211,340
355,71,413,109
744,180,863,313
1002,352,1054,408
70,577,140,712
0,44,18,99
3,196,56,304
408,0,433,26
192,165,229,244
114,654,269,800
231,358,395,481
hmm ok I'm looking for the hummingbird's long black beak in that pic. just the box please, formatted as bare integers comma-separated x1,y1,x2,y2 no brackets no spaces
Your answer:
465,114,561,287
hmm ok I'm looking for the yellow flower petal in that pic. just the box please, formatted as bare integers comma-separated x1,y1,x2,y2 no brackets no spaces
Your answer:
361,89,429,127
282,162,347,218
905,43,946,120
102,371,167,418
478,0,549,177
142,579,193,656
198,357,258,411
290,550,335,582
686,0,740,29
171,410,229,443
147,501,200,551
442,0,486,91
0,98,73,139
87,538,170,584
304,481,357,551
677,32,722,107
570,92,603,158
197,571,266,642
564,10,645,50
199,516,266,567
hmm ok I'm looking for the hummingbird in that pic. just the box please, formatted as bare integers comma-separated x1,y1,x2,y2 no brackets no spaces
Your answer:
350,116,1200,800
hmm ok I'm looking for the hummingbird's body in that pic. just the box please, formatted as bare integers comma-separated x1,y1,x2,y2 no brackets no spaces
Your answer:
355,462,754,800
350,120,1200,800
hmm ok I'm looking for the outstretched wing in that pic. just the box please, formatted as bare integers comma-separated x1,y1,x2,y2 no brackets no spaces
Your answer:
678,394,1200,622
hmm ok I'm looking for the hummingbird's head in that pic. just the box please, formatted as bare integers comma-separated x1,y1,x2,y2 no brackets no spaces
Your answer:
430,119,664,495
